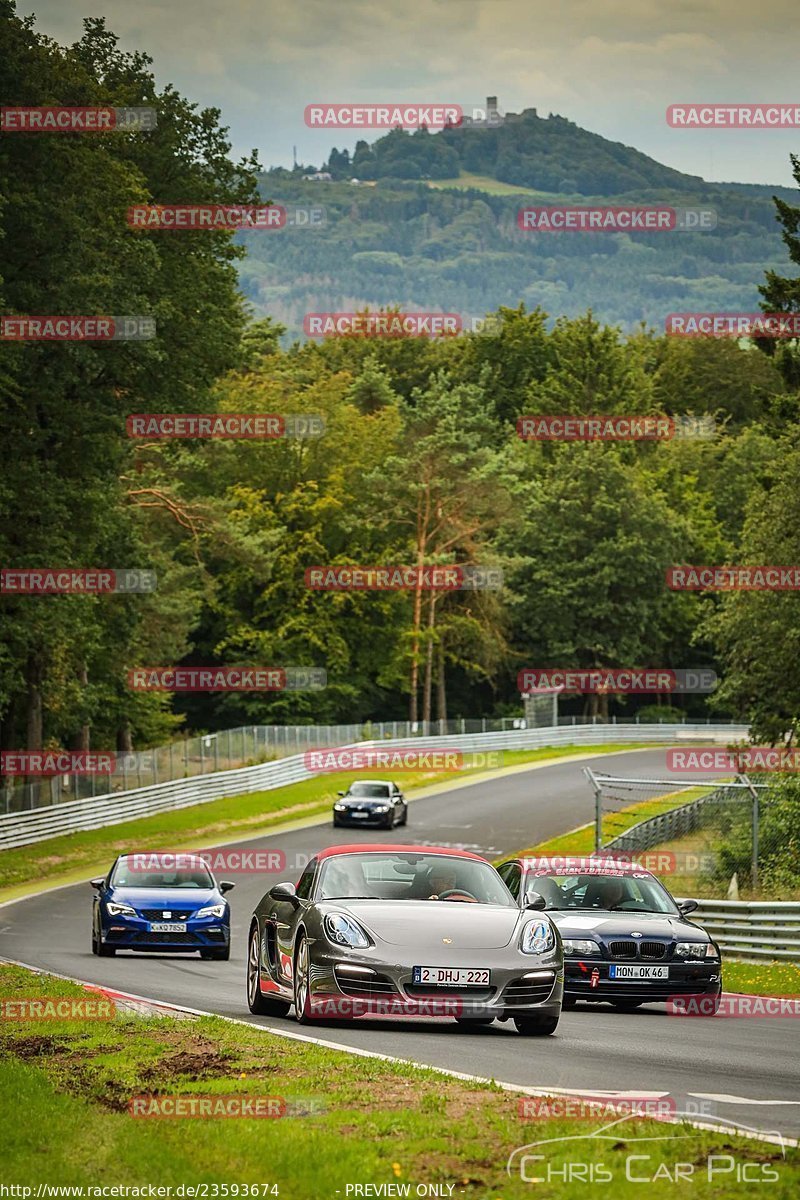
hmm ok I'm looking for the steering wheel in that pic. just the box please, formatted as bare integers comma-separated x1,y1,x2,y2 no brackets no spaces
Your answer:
436,888,479,903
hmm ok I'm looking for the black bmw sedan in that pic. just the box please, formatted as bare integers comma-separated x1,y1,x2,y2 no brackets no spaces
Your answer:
332,779,408,829
496,856,721,1012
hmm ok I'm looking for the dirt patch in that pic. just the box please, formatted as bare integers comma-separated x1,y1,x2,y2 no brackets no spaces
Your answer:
0,1034,69,1059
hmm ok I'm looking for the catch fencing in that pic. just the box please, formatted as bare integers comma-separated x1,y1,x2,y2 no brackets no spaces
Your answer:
1,713,736,814
0,722,747,850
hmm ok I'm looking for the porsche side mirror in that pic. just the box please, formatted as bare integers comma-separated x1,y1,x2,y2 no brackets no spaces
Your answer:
678,898,699,916
90,878,105,891
524,890,547,911
269,881,300,907
337,791,345,797
219,881,235,894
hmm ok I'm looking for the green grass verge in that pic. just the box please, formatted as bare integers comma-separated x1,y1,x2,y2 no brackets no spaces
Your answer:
0,744,650,901
0,963,796,1196
721,961,800,997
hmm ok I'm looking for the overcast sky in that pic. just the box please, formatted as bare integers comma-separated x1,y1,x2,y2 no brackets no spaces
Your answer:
16,0,800,186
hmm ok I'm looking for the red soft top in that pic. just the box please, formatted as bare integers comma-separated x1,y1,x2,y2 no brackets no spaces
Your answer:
315,843,487,862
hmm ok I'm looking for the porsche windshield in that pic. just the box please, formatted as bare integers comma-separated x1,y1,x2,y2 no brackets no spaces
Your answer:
317,852,515,905
527,871,677,914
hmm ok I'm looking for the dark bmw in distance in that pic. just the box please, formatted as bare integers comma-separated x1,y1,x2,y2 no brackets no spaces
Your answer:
332,779,407,828
496,855,721,1011
91,853,234,960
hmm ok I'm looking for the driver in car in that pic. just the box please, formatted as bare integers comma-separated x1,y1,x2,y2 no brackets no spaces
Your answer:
427,865,458,899
589,876,626,910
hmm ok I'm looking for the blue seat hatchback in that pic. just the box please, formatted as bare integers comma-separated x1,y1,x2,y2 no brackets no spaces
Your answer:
91,853,234,960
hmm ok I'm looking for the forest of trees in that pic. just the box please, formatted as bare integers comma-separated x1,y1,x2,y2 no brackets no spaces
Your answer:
1,2,799,759
243,169,794,337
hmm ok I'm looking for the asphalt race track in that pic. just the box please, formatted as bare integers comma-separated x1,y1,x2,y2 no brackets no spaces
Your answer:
2,748,799,1142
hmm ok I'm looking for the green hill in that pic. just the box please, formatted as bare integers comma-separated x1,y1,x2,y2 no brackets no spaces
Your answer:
241,110,796,339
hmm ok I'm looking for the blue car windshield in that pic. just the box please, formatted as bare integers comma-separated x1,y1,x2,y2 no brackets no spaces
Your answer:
110,858,214,889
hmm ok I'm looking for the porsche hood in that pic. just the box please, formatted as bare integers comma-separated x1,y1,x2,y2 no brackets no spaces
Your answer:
327,900,531,949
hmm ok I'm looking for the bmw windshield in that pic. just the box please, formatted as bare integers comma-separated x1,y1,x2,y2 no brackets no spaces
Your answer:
528,871,678,915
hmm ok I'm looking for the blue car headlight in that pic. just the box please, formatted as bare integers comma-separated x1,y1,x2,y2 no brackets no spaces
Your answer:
324,913,371,949
106,902,136,917
195,903,227,919
521,918,556,955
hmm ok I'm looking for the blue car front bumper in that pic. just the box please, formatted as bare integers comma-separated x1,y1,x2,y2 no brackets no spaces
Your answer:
100,916,230,952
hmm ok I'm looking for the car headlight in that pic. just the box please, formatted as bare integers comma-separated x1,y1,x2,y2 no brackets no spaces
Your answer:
195,903,227,919
374,805,390,812
106,902,136,917
324,912,371,949
521,918,556,955
333,803,347,811
675,941,714,959
562,939,601,957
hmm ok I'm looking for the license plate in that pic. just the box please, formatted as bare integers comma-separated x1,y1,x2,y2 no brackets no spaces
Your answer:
413,966,490,986
609,964,669,980
150,922,187,933
351,811,370,819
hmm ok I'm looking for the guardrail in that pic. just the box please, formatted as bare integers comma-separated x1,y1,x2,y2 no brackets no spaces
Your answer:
0,722,748,852
690,900,800,962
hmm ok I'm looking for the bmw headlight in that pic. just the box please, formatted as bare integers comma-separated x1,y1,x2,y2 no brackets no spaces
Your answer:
106,902,136,917
333,803,347,811
324,912,371,949
521,918,556,955
676,941,716,959
562,939,601,957
196,903,227,919
374,805,390,812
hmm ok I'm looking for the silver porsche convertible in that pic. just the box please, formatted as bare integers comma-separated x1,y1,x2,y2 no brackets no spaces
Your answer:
246,843,564,1035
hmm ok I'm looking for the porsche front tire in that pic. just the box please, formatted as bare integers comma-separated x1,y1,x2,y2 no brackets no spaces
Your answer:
514,1012,560,1036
